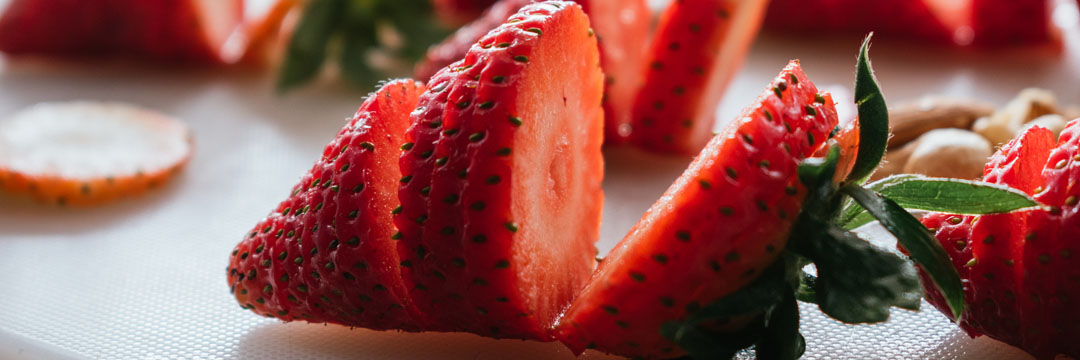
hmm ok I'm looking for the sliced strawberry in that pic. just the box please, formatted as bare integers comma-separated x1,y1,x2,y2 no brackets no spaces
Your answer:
0,101,193,206
415,0,650,146
227,79,427,330
398,1,604,339
970,0,1052,46
557,61,836,358
629,0,770,155
0,0,244,63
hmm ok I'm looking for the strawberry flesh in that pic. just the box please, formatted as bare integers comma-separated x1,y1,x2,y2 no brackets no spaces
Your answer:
227,80,427,330
557,61,836,358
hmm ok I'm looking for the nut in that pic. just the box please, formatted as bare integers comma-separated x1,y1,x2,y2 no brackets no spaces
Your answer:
903,129,993,180
871,139,919,181
974,88,1059,146
888,96,995,148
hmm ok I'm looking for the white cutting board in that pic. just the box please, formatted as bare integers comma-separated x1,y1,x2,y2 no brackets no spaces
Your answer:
2,3,1080,358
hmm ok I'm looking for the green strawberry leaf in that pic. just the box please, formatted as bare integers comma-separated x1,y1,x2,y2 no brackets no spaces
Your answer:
277,0,346,92
842,184,965,321
755,291,805,360
793,222,922,323
846,33,889,184
840,175,1039,229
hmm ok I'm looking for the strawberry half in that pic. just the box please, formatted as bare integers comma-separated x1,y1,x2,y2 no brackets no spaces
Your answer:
396,1,604,340
414,0,650,146
629,0,770,155
227,79,427,330
557,61,837,358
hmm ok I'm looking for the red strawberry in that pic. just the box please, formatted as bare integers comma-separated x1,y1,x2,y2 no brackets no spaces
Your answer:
764,0,962,45
557,61,838,358
432,0,500,25
629,0,770,155
970,0,1052,46
0,0,243,63
920,123,1080,359
414,0,650,146
396,1,604,340
227,79,428,330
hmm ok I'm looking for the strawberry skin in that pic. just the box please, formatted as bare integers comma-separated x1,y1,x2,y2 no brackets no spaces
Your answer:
227,79,427,330
629,0,770,155
397,1,604,340
557,61,837,359
415,0,650,146
919,213,977,333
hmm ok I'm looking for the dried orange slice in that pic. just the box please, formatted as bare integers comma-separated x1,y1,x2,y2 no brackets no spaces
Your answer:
0,101,193,205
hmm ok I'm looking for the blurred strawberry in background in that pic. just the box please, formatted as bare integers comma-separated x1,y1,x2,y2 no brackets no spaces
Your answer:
0,0,246,63
764,0,1059,47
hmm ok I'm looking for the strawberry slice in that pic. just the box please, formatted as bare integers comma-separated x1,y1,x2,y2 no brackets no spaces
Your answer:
227,79,427,330
0,0,244,63
0,101,193,206
414,0,650,146
397,1,604,339
629,0,770,155
580,0,651,145
557,61,837,358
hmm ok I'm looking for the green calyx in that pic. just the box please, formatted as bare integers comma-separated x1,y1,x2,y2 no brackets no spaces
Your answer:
277,0,451,92
662,34,1039,360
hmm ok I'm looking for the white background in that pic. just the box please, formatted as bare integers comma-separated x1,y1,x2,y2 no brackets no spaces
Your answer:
2,1,1079,359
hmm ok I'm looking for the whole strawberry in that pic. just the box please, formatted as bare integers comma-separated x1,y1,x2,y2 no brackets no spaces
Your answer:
227,79,428,330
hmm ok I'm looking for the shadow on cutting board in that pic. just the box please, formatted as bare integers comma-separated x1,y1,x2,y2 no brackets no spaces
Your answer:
234,321,623,360
0,170,187,237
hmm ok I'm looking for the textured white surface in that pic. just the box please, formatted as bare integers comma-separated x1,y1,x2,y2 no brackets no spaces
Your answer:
3,6,1080,358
